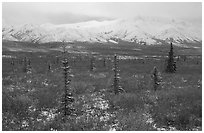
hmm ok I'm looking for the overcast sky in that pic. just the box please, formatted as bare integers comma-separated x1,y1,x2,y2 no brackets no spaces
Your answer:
2,2,202,26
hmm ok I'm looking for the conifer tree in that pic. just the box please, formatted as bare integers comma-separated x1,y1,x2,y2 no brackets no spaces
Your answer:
27,58,32,73
151,66,162,91
166,42,176,73
112,54,124,94
103,57,106,67
196,56,200,64
61,42,75,121
62,58,74,118
10,59,14,66
11,59,15,72
90,56,96,72
183,56,187,62
48,62,51,72
177,55,180,61
23,57,31,73
23,57,27,73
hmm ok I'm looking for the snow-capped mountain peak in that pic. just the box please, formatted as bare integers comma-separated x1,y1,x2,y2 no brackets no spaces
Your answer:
2,17,202,45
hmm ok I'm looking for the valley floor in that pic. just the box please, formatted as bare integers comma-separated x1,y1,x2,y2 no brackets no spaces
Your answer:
2,41,202,131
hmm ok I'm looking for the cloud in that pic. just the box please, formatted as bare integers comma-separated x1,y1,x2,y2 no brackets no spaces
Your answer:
45,12,113,24
2,2,202,26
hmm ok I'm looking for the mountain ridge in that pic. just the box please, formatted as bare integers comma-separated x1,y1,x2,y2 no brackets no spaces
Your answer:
2,17,202,46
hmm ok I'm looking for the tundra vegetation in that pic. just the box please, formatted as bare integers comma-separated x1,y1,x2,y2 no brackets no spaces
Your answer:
2,41,202,131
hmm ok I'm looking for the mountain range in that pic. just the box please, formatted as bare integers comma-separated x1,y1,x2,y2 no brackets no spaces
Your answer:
2,16,202,45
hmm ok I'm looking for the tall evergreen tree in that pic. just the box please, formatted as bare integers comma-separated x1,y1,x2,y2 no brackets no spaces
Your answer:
61,42,75,121
166,42,176,73
112,54,124,94
62,58,74,117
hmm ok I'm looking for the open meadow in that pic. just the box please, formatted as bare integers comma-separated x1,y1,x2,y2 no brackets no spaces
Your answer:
2,41,202,131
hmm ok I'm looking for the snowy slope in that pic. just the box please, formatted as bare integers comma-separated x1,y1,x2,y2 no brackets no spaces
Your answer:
2,17,202,45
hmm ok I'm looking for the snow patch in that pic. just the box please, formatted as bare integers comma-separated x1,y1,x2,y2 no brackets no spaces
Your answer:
109,39,118,44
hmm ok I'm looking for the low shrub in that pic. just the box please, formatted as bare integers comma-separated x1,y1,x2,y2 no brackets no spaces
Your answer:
110,93,146,111
150,86,202,130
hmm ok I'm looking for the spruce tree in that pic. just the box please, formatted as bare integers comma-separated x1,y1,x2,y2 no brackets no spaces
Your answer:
48,62,52,72
23,57,27,73
166,42,176,73
151,66,162,91
27,58,32,73
90,56,96,72
11,59,15,72
10,59,14,66
61,43,75,121
183,56,187,62
103,57,106,67
177,55,180,61
23,57,31,73
112,54,124,94
62,58,74,118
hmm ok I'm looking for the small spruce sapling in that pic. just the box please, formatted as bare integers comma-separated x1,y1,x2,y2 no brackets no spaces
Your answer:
23,57,27,73
90,56,96,72
48,62,52,72
151,66,162,91
10,59,15,72
26,58,32,74
183,56,187,62
23,57,31,73
103,57,106,67
177,55,180,61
